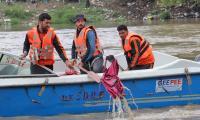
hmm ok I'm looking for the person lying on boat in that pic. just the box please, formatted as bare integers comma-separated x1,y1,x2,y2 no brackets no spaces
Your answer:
117,25,155,70
20,13,73,74
71,14,103,74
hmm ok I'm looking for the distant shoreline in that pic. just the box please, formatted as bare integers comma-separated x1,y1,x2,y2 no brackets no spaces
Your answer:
0,0,199,27
0,18,199,32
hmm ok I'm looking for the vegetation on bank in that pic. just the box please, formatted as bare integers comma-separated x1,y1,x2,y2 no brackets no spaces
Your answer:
50,4,104,24
4,4,34,25
106,0,199,20
0,0,199,26
148,0,200,20
158,0,199,7
49,4,127,26
0,1,127,26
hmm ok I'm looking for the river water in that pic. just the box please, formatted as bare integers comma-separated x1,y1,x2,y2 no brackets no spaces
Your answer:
0,19,200,119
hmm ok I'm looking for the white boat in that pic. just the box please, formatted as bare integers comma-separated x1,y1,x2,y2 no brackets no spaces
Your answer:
0,51,200,116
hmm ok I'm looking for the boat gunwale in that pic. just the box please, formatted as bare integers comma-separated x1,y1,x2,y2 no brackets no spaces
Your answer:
0,67,199,87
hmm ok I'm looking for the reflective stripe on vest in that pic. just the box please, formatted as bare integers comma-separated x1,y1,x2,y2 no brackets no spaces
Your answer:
28,27,55,65
74,26,102,58
122,32,154,66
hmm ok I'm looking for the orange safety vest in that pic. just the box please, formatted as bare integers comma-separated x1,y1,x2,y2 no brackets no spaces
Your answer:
122,32,154,68
74,26,102,58
28,27,55,65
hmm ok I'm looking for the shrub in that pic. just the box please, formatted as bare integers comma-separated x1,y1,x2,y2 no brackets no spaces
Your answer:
11,18,20,25
4,4,33,20
49,4,106,24
158,0,186,7
159,11,170,19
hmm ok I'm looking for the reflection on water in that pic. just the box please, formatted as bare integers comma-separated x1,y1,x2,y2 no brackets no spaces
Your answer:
0,19,200,119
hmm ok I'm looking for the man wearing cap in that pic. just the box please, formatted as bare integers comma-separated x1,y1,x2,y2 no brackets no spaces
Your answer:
71,14,103,73
20,13,73,74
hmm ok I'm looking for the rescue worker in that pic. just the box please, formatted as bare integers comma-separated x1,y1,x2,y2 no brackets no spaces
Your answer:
117,25,155,70
20,13,73,74
71,14,103,73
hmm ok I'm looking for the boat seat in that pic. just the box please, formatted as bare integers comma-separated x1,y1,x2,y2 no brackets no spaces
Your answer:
0,64,19,75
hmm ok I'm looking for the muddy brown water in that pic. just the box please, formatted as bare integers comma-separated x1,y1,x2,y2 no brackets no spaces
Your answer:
0,19,199,119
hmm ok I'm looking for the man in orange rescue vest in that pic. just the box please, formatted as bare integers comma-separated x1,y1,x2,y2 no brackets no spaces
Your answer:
117,25,155,70
20,13,72,74
71,14,103,73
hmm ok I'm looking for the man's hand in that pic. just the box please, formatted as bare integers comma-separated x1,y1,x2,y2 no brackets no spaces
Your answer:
78,61,84,67
19,52,27,60
64,59,81,75
70,59,83,67
65,60,74,69
70,59,77,66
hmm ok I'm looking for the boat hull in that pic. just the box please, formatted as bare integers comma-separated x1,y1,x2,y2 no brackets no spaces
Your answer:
0,73,200,117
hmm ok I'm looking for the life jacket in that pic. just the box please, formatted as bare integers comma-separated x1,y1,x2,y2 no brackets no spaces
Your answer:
28,27,55,65
74,26,102,59
101,58,124,99
122,32,154,68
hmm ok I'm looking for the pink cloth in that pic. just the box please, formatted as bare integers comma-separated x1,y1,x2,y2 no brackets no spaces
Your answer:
65,69,79,75
101,59,124,99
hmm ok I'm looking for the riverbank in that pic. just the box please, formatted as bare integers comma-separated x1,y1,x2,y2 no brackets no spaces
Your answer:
0,1,127,27
0,0,199,28
96,0,200,20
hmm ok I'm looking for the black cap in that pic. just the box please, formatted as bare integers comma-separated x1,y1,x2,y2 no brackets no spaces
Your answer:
73,14,86,23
